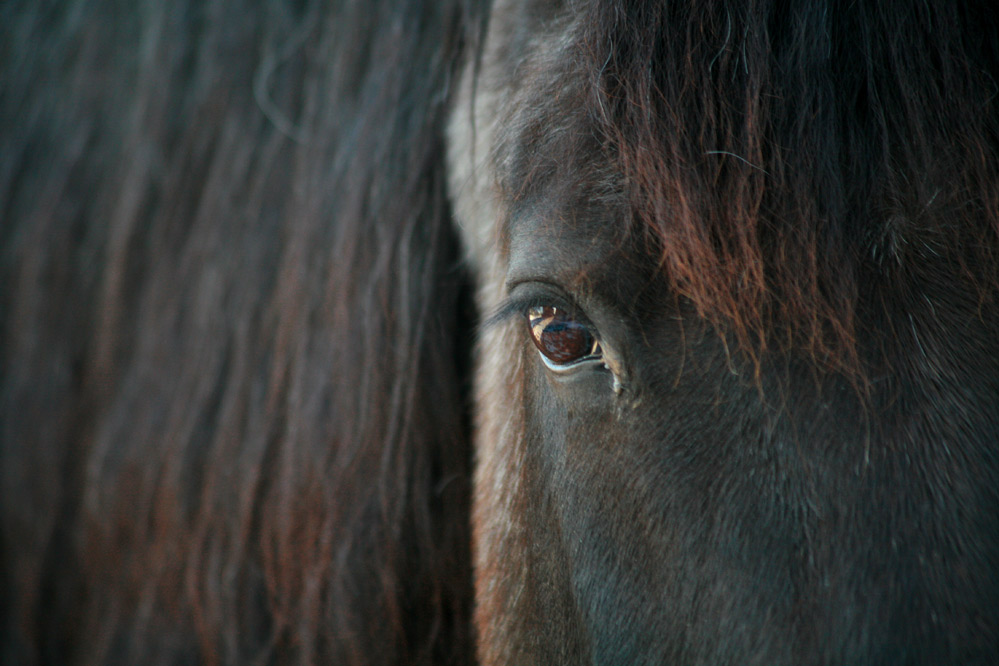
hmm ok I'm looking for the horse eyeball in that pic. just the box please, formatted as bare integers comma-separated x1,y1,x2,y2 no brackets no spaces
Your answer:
526,305,601,366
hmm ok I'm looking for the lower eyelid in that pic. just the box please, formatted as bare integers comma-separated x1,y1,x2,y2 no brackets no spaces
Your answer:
537,349,604,373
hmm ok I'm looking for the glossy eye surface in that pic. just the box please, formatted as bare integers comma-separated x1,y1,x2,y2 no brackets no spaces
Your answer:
527,305,601,368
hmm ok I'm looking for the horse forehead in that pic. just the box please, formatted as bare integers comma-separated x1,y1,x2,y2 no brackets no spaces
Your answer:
505,206,626,287
446,0,588,279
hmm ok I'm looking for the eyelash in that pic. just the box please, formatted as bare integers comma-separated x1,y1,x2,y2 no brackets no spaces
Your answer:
486,285,591,330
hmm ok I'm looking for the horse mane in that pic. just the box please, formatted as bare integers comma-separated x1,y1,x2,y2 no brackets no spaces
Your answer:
1,1,482,663
581,0,999,374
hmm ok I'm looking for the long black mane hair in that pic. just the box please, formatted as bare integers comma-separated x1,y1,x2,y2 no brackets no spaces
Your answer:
2,0,481,663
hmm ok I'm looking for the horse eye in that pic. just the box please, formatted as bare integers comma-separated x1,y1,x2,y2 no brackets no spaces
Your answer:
526,305,601,368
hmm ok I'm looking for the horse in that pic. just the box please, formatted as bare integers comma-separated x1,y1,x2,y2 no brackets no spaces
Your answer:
2,0,997,664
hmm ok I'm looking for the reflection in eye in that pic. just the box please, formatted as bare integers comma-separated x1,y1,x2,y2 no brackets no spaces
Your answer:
526,305,602,367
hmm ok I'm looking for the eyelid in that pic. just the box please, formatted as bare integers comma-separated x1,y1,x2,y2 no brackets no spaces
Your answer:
537,347,604,373
484,282,596,333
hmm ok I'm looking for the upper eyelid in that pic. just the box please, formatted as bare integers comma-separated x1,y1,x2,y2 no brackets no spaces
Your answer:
482,295,569,330
483,283,594,332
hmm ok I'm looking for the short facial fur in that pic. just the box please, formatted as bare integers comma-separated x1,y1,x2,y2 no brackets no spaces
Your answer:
448,1,999,664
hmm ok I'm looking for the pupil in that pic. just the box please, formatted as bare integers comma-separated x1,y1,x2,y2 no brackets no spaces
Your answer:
527,305,596,364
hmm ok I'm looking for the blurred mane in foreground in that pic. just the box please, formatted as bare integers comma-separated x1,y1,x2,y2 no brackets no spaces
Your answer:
2,1,997,664
3,1,477,663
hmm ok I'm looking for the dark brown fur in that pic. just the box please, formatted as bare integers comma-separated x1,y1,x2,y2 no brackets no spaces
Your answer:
459,0,999,663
